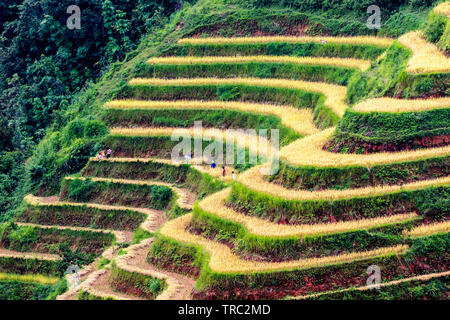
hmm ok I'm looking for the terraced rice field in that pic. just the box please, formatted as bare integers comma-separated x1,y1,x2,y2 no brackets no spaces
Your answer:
398,31,450,74
196,188,420,238
129,77,349,117
161,213,409,273
434,1,450,18
105,100,318,135
12,15,449,300
146,56,371,71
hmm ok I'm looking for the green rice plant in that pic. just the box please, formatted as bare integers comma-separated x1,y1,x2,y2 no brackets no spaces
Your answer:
166,42,387,59
151,221,448,299
0,256,60,276
109,262,167,299
1,223,114,256
102,107,301,145
0,277,66,300
60,177,174,210
297,272,450,300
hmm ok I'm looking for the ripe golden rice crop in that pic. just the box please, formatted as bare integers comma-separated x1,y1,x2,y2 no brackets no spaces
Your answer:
160,213,408,273
129,78,348,117
434,1,450,18
405,220,450,238
398,31,450,74
178,35,394,47
280,127,450,167
104,100,318,135
65,176,193,209
237,165,450,201
89,156,178,166
146,56,371,71
198,188,419,238
353,97,450,113
0,273,60,285
110,126,274,158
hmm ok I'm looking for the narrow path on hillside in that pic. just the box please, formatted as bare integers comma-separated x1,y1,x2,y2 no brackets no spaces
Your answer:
51,182,197,300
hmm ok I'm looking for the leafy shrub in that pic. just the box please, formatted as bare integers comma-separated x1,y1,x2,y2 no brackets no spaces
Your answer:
96,257,111,270
66,178,95,202
84,120,108,138
414,188,450,220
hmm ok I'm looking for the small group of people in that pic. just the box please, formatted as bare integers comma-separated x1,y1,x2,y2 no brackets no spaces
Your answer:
98,147,112,160
210,160,236,180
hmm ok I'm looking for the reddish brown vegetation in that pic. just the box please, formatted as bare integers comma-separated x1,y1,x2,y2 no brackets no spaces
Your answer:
324,134,450,154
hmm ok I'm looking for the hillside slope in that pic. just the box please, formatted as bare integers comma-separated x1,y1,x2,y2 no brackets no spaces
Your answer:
1,0,448,300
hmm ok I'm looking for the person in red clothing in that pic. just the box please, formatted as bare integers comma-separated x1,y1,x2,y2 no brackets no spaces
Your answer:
222,166,226,177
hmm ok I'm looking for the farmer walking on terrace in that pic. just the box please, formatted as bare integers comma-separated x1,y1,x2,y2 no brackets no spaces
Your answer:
106,148,112,159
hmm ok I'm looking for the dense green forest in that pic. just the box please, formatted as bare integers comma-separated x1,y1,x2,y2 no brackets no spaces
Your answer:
0,0,440,222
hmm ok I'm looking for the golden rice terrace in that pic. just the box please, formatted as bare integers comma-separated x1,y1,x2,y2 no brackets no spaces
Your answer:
3,0,449,302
